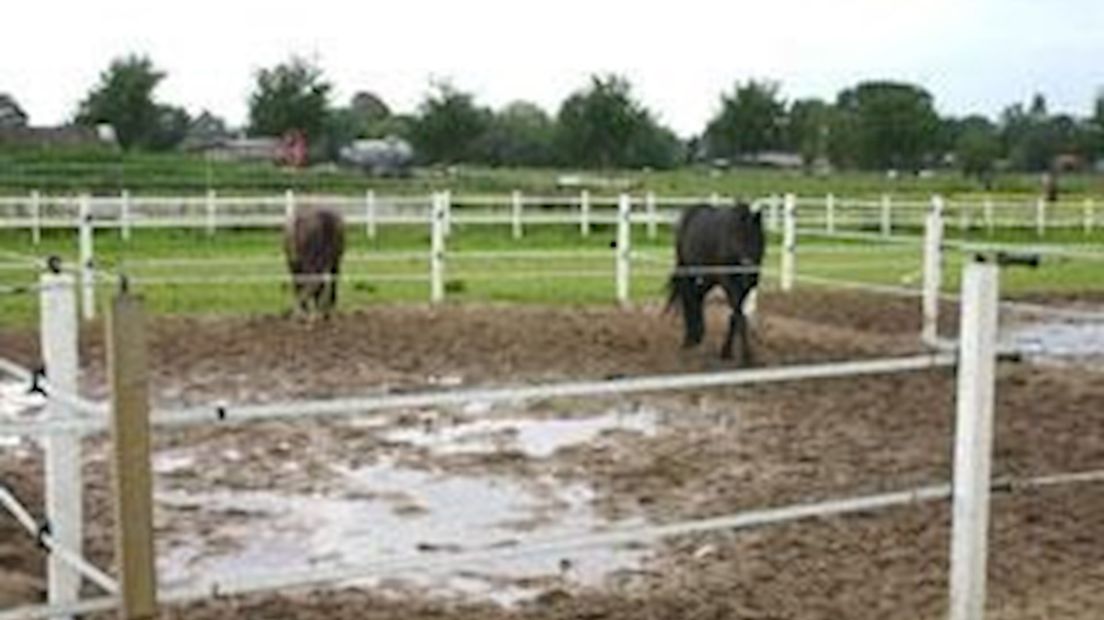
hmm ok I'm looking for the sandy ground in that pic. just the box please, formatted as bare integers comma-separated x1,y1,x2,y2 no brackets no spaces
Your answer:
1,289,1102,619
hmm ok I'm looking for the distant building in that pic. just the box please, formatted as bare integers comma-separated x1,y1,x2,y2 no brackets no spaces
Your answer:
0,124,117,148
339,136,413,177
199,136,282,163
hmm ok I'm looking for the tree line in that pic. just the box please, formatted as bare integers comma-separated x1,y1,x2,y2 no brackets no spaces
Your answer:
2,54,1103,178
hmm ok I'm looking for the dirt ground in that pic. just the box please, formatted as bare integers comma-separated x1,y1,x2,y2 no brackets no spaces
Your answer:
1,290,1103,619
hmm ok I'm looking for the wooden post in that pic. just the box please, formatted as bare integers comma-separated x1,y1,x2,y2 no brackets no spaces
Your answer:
615,194,632,306
768,194,780,233
1035,197,1045,237
31,190,42,245
709,192,721,207
579,190,591,237
825,193,836,234
79,195,95,321
107,291,158,620
880,194,892,237
511,190,523,239
120,190,131,241
40,269,81,617
1084,198,1094,235
430,192,445,304
645,191,658,239
983,197,994,235
921,196,945,346
948,262,999,620
365,190,377,239
781,194,797,292
205,189,217,236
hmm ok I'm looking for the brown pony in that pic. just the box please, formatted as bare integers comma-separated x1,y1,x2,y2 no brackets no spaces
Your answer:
284,206,345,318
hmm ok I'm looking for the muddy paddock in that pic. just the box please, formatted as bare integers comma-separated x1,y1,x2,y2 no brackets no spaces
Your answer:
1,289,1103,619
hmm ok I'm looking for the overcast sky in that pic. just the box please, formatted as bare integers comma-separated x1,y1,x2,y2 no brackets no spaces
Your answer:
3,0,1102,137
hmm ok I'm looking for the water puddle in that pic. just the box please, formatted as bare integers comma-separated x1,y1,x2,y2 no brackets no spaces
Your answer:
1005,321,1104,365
385,408,660,458
156,459,648,604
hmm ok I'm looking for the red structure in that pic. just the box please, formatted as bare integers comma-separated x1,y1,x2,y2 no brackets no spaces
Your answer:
279,130,308,168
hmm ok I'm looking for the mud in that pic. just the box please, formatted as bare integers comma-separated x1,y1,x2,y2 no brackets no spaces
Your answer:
1,289,1103,619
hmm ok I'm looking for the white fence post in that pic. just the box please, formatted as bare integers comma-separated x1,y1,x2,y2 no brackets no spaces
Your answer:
768,194,780,233
1034,197,1045,237
120,189,131,241
30,190,42,245
709,192,721,207
645,191,658,239
442,190,453,237
365,190,377,239
284,189,295,220
430,192,445,304
78,195,95,321
205,189,217,236
40,268,82,616
983,197,994,235
825,193,836,234
616,194,632,306
880,194,892,238
948,262,999,620
580,190,591,237
921,196,945,346
1084,198,1094,235
511,190,523,239
781,194,797,292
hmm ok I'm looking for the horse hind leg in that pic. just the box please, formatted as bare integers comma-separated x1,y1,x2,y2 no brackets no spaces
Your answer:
720,277,755,365
677,276,706,348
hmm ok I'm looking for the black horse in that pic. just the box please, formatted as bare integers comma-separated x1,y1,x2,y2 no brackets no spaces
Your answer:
667,203,765,364
284,206,346,318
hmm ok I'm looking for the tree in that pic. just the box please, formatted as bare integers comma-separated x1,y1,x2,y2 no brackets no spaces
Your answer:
786,98,834,167
834,81,940,170
0,93,28,128
556,74,669,168
247,56,332,143
409,82,491,163
75,54,187,150
475,101,556,166
704,80,786,159
954,115,1000,182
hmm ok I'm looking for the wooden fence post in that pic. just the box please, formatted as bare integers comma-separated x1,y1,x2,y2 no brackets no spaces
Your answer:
616,194,632,306
430,193,445,304
781,194,797,292
768,194,780,233
1035,197,1046,237
825,193,836,234
983,197,994,235
107,290,158,620
1084,198,1094,235
41,268,82,617
78,195,95,321
921,196,945,346
948,262,999,620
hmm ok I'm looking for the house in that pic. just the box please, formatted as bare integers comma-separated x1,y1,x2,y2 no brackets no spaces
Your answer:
0,124,116,148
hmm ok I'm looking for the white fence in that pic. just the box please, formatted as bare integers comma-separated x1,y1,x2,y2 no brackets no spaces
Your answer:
1,259,1102,620
0,190,1100,238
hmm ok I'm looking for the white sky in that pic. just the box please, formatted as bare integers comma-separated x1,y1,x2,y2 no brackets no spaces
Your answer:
3,0,1102,137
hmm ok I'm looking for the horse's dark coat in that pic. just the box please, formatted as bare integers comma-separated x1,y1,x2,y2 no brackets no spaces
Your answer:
284,206,345,317
668,203,765,363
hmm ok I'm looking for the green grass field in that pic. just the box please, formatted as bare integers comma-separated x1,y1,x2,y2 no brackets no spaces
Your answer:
1,217,1100,327
2,148,1104,199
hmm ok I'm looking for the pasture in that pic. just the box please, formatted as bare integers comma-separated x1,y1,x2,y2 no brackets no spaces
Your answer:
0,192,1103,620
